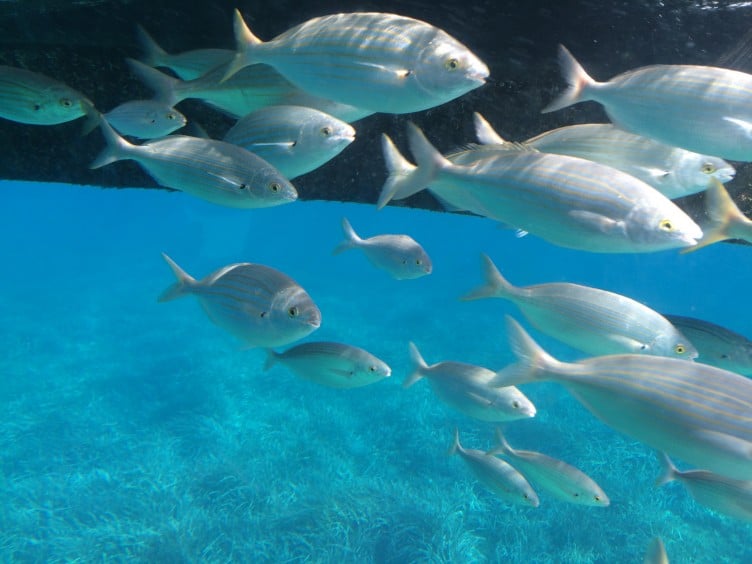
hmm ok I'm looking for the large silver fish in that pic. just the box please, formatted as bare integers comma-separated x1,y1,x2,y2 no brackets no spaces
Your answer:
487,429,609,507
223,105,355,179
158,253,321,348
104,99,186,139
543,45,752,162
382,123,702,253
333,218,432,280
404,342,536,422
0,65,96,125
264,341,391,388
223,10,489,114
492,317,752,481
89,119,297,209
449,429,539,507
463,254,697,359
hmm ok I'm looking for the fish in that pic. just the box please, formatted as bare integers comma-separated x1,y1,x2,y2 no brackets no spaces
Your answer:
404,342,536,422
264,341,391,388
487,428,610,507
223,105,355,179
158,253,321,348
655,452,752,522
89,118,297,209
333,218,432,280
448,429,539,507
0,65,96,126
491,316,752,480
222,10,489,114
543,45,752,162
473,114,735,200
462,253,697,359
644,537,669,564
103,99,186,139
382,123,702,253
126,58,372,124
136,24,234,80
663,314,752,375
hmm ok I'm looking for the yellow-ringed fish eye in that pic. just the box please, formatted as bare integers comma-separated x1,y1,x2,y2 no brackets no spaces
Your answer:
659,219,675,232
320,126,332,137
674,344,687,355
702,162,717,174
445,57,460,71
270,182,281,193
288,306,300,318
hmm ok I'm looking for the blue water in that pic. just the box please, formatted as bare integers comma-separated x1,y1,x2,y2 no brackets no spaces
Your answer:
1,180,750,562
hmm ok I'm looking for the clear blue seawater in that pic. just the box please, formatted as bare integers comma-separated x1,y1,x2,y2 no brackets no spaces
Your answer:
1,180,751,562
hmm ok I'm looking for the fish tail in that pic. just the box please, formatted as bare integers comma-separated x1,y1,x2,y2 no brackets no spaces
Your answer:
473,112,507,145
403,341,428,388
126,58,181,106
376,134,419,210
263,349,279,371
405,121,449,188
89,118,135,169
655,452,679,487
447,428,462,456
135,25,169,68
486,427,513,457
157,253,197,302
332,217,363,255
221,9,264,83
461,253,516,301
80,100,103,136
541,45,595,113
490,316,560,387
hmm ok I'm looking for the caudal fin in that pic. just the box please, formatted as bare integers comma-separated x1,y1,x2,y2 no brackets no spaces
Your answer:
403,341,429,388
221,9,264,82
157,253,197,302
461,253,517,301
486,427,514,457
89,118,135,169
489,316,560,387
541,45,596,113
126,58,181,106
263,349,280,371
448,428,462,456
332,217,363,255
376,134,418,210
473,112,507,145
135,25,169,68
654,452,679,487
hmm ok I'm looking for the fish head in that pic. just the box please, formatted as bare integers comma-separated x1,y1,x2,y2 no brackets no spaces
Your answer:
624,202,703,250
672,153,735,193
268,285,322,343
396,247,433,279
501,389,537,419
575,487,610,507
241,167,298,207
37,84,92,123
298,114,356,156
361,358,392,380
652,332,699,361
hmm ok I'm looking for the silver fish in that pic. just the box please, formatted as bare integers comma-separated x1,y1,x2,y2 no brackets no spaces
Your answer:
0,65,96,125
223,10,489,114
492,316,752,481
89,119,297,209
463,253,697,359
644,537,669,564
404,342,536,422
264,341,391,388
103,99,186,139
333,218,432,280
223,105,355,179
664,314,752,375
543,45,752,162
487,429,610,507
656,452,752,522
449,429,539,507
158,253,321,348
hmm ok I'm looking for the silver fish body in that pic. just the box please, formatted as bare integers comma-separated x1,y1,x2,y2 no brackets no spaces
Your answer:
89,119,297,209
264,341,391,388
404,342,536,422
223,105,355,179
104,99,186,139
224,11,489,114
158,253,321,348
464,254,697,359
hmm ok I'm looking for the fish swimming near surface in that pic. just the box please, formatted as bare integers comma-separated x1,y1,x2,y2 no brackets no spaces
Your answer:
543,45,752,162
404,342,536,422
222,10,489,114
103,99,186,139
223,105,355,179
463,253,697,359
158,253,321,348
663,314,752,376
655,452,752,522
333,218,432,280
89,118,297,209
487,428,610,507
644,537,669,564
449,429,539,507
264,341,391,388
492,316,752,481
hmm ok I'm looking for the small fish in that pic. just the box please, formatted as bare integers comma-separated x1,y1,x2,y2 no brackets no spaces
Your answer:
264,341,391,388
223,105,355,179
543,45,752,162
644,537,669,564
664,314,752,375
462,253,697,359
89,119,297,209
449,429,539,507
656,452,752,522
222,10,489,114
158,253,321,348
404,342,536,422
0,65,96,125
487,429,610,507
333,218,432,280
492,316,752,481
103,99,186,139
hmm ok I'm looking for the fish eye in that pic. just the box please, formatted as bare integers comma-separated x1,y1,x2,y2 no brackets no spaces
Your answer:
675,344,686,354
594,495,601,502
701,162,717,174
33,103,42,111
239,183,247,190
320,126,332,136
415,259,422,265
288,306,299,318
167,113,176,120
512,400,520,408
369,366,377,372
150,118,157,124
60,98,73,108
659,219,675,232
270,182,281,193
573,493,580,497
445,58,460,71
260,311,267,318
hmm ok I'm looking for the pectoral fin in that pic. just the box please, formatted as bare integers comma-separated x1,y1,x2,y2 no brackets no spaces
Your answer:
723,116,752,139
569,210,624,234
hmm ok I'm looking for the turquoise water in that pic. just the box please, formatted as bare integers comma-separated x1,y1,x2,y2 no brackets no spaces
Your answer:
1,180,750,562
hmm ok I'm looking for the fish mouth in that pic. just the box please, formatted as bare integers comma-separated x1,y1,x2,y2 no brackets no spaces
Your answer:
717,170,736,183
306,314,322,328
